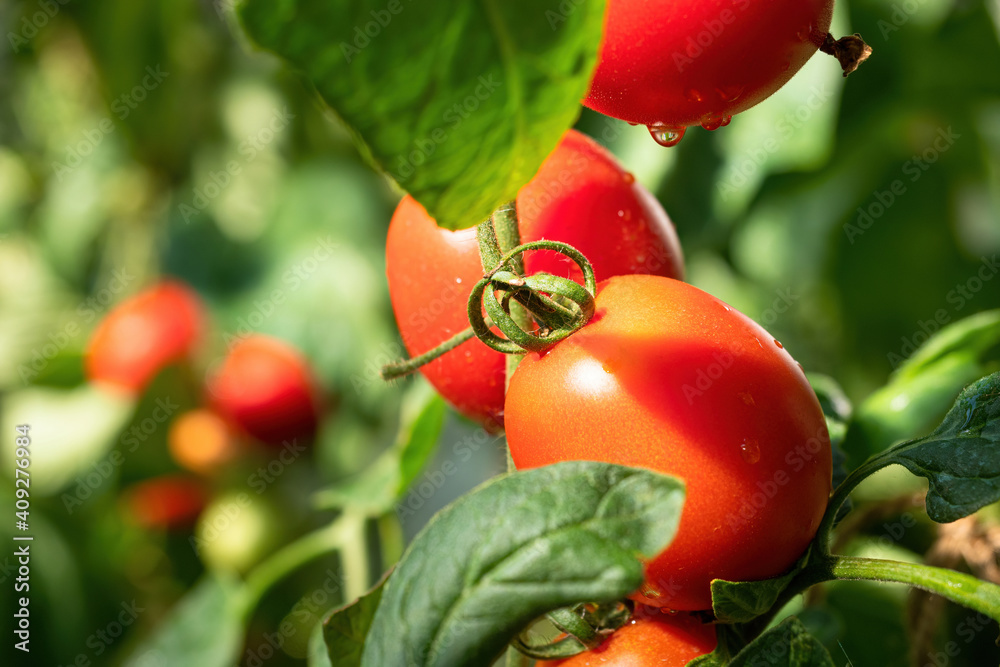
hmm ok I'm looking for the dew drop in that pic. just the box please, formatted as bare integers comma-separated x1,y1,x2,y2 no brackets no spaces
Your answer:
796,24,812,42
455,277,463,284
700,114,725,131
740,438,761,464
685,88,704,103
617,209,625,218
774,339,784,349
716,85,745,102
627,121,639,127
738,391,755,406
647,123,686,147
623,172,635,184
720,115,733,127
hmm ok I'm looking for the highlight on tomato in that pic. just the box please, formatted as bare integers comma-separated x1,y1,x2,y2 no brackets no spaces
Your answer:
85,280,204,393
206,334,322,447
585,0,835,145
386,129,685,428
505,275,832,610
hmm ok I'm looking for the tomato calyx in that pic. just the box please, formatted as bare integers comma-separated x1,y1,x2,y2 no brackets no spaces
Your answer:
381,201,598,379
510,601,633,660
820,32,873,77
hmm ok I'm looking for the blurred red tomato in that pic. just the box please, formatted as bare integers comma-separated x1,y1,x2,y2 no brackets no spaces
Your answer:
122,475,208,530
86,281,204,393
207,335,321,447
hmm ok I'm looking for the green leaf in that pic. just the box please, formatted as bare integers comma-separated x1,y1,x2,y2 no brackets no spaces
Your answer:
710,566,802,625
724,617,836,667
124,573,246,667
321,577,387,667
315,378,446,512
880,371,1000,523
361,462,685,667
843,310,1000,468
237,0,606,230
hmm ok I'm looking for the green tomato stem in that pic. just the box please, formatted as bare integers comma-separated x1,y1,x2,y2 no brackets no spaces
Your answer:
380,327,478,380
240,512,366,620
828,555,1000,622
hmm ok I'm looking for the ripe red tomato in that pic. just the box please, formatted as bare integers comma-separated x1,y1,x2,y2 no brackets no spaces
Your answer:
207,335,321,447
505,276,831,610
86,281,204,393
386,129,684,428
585,0,834,138
122,475,208,530
539,608,717,666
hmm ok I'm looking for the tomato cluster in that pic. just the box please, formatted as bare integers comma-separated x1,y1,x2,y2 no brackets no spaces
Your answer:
84,281,324,529
387,129,684,428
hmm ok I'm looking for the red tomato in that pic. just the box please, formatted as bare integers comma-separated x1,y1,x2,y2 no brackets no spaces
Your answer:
207,335,321,447
86,281,204,393
585,0,835,138
539,608,717,666
505,276,831,610
386,129,684,428
122,475,208,530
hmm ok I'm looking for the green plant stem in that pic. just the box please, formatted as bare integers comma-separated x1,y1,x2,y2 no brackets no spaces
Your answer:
381,327,477,380
816,451,899,555
505,646,533,667
241,512,366,619
377,512,405,571
829,555,1000,622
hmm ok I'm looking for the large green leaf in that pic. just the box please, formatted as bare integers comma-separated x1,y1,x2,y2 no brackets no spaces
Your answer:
124,573,246,667
237,0,606,229
843,310,1000,468
692,617,835,667
880,371,1000,522
361,461,685,667
321,577,387,667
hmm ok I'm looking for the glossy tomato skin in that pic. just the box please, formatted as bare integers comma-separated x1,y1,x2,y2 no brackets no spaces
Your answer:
539,608,717,666
207,335,321,447
505,276,831,610
585,0,835,128
386,130,684,428
86,281,204,393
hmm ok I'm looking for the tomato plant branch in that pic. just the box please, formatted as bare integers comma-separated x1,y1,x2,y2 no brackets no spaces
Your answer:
241,511,366,619
381,326,478,380
828,555,1000,622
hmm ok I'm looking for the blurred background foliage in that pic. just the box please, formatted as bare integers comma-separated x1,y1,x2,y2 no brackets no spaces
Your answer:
0,0,998,665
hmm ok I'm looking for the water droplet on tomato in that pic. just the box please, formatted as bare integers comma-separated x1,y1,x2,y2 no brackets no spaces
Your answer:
455,277,463,284
617,209,625,217
738,391,755,406
685,88,704,103
623,172,635,184
700,114,725,131
774,339,783,349
716,85,745,102
796,24,812,42
720,114,732,127
740,439,761,464
627,121,639,126
647,123,686,147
